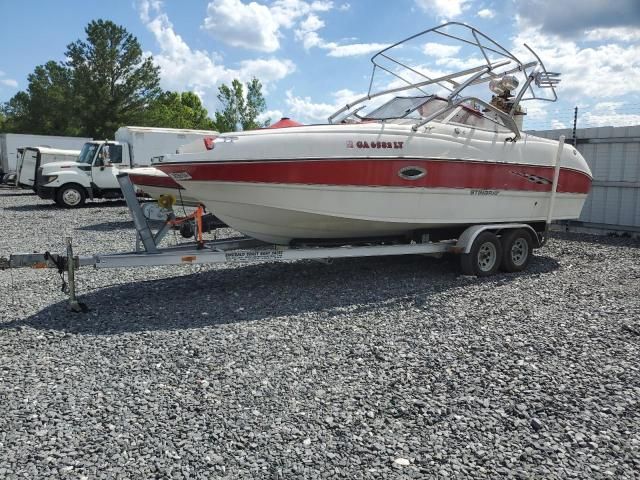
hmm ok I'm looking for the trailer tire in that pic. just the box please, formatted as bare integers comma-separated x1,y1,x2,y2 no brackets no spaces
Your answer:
56,184,86,208
460,231,502,277
500,229,532,272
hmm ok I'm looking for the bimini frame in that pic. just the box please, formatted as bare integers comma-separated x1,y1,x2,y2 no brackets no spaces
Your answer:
328,22,560,140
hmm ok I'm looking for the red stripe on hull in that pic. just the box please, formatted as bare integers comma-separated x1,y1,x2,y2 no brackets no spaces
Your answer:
158,159,591,194
128,173,184,190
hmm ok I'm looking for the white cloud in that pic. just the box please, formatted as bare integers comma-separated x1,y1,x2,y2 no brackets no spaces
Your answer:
325,42,388,57
422,42,462,58
522,102,548,121
139,1,294,101
285,88,361,123
0,79,18,88
551,119,567,129
414,0,470,18
0,71,18,88
237,58,296,86
337,3,350,11
310,1,333,12
258,109,284,124
576,101,640,128
592,102,624,112
202,0,281,52
584,27,640,42
295,13,386,57
477,8,495,19
139,0,162,22
581,112,640,127
299,13,324,32
201,0,336,52
512,24,640,100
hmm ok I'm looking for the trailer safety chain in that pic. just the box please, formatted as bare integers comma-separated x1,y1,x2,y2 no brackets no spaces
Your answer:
44,251,69,294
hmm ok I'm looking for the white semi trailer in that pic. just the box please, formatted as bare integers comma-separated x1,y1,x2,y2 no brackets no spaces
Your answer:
0,133,92,182
35,126,218,207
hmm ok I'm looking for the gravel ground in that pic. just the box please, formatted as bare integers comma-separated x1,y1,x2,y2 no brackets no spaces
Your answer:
0,187,639,479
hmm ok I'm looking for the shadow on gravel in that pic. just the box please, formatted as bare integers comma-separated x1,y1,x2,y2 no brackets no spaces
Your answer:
3,253,560,335
75,220,136,231
4,200,128,212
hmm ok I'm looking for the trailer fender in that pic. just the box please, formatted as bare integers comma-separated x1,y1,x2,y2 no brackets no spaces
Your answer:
455,223,539,254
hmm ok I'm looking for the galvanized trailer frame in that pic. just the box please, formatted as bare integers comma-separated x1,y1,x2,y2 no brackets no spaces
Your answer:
1,137,565,311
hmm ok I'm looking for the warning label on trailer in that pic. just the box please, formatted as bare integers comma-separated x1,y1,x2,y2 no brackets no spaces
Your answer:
226,250,284,261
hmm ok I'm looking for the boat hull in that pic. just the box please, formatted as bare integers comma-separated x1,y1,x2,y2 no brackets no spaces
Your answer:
180,179,587,244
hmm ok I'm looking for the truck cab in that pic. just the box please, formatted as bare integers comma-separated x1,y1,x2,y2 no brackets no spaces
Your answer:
36,141,132,207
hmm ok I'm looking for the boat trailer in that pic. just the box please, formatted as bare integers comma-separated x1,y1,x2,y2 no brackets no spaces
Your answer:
1,139,566,312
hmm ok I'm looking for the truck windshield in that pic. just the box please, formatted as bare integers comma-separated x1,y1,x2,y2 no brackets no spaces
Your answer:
78,143,98,164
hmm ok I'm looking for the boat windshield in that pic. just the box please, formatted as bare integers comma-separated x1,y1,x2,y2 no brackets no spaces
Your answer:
78,143,99,164
365,96,432,120
364,96,508,131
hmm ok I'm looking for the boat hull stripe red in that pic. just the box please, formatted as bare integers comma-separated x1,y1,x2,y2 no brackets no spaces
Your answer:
128,173,184,190
158,159,591,194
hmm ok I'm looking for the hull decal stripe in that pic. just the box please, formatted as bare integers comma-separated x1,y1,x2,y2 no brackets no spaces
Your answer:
158,158,591,194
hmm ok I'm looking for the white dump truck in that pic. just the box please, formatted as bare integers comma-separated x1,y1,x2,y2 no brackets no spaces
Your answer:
35,126,218,208
16,147,81,190
0,133,92,183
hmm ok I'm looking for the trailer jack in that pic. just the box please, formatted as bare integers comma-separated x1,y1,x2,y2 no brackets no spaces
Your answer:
64,237,88,313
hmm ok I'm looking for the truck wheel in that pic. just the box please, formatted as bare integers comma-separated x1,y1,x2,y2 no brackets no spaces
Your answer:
500,229,532,272
460,231,502,277
56,184,86,208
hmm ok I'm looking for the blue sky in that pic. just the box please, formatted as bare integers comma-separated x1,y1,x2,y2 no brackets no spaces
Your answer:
1,0,639,130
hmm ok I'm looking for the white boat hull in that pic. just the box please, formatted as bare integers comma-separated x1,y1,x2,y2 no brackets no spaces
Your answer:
184,181,587,244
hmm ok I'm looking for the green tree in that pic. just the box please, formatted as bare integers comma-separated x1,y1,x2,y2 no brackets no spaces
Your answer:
1,92,31,132
213,78,268,132
2,19,161,138
66,19,161,138
1,62,77,135
143,91,216,130
243,78,268,130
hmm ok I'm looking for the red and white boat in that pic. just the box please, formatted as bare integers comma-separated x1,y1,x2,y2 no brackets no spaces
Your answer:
155,23,592,245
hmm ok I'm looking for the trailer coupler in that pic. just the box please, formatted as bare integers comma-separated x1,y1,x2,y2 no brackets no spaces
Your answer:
0,238,88,313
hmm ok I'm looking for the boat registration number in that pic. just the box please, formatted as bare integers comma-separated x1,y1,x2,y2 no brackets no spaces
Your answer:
347,140,404,149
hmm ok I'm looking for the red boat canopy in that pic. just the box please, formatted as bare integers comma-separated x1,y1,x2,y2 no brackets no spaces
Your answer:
267,117,303,128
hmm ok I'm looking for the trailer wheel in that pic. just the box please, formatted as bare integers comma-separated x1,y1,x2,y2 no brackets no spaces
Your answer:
460,231,502,277
56,184,86,208
500,229,532,272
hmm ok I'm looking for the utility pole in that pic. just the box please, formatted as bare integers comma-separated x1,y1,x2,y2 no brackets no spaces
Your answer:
572,106,578,146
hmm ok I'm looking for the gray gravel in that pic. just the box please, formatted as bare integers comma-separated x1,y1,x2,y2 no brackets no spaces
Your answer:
1,187,639,479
